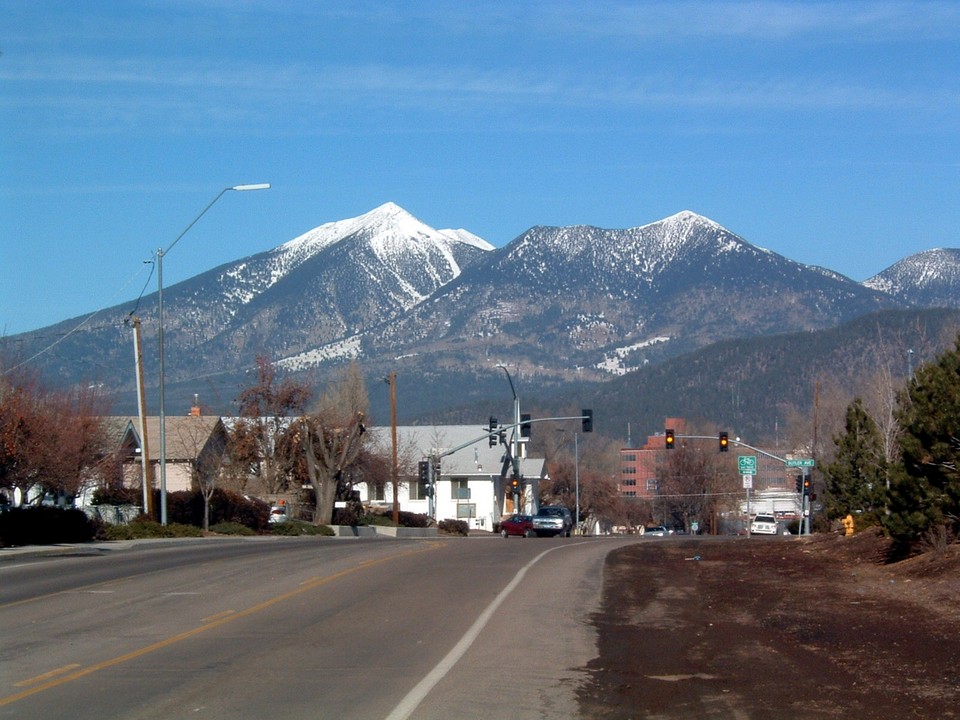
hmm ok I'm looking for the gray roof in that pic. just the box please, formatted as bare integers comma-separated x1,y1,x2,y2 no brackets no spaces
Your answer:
367,425,546,478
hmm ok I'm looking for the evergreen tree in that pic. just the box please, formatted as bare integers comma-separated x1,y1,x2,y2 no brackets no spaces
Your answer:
884,335,960,548
824,397,887,524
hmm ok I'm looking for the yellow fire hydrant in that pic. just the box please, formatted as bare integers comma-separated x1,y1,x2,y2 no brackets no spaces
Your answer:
842,514,855,537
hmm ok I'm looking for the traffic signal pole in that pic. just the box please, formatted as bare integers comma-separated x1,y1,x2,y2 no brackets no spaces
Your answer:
429,412,594,516
669,433,816,534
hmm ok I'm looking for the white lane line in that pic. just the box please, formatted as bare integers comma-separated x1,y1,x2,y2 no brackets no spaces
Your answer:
384,543,571,720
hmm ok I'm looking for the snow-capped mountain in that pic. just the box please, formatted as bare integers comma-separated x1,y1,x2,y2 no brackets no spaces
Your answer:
11,202,493,395
351,210,899,380
864,249,960,309
165,201,493,365
9,203,953,418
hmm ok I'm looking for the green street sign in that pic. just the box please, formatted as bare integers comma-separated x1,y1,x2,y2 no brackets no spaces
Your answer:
786,458,816,468
738,455,757,475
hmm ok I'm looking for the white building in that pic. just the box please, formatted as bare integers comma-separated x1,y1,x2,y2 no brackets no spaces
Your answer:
361,425,548,531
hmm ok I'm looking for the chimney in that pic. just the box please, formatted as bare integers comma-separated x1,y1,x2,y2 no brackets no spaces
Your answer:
190,394,201,417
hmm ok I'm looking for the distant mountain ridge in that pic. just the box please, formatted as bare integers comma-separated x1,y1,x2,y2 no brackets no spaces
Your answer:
352,210,903,381
864,248,960,308
5,203,959,423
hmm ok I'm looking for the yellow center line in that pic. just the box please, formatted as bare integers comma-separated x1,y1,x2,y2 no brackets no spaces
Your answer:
201,609,236,623
0,542,442,708
15,664,81,687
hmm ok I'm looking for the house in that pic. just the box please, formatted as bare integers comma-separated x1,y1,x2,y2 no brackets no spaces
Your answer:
115,414,230,496
361,425,548,530
111,416,546,529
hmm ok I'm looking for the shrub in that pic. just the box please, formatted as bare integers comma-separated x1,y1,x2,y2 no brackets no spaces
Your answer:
438,519,469,536
398,511,431,528
270,520,335,536
0,507,98,546
101,519,203,540
167,489,270,531
362,513,395,527
208,521,256,536
91,485,141,506
332,505,364,526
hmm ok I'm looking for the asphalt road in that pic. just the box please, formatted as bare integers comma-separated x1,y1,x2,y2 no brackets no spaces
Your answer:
0,535,639,720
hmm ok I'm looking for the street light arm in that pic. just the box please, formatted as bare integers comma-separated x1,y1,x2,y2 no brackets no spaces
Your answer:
496,364,517,400
163,183,270,257
156,181,269,525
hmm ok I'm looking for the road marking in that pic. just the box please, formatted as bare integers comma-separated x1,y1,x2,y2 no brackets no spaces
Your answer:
201,609,236,623
14,664,81,687
0,543,441,708
384,542,580,720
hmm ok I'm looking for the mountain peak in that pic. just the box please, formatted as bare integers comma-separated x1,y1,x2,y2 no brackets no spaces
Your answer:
650,210,726,233
864,248,960,308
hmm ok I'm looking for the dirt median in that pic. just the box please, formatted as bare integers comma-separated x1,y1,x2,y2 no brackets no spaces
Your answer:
578,531,960,719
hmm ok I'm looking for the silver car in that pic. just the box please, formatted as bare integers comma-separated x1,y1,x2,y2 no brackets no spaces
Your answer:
532,506,573,537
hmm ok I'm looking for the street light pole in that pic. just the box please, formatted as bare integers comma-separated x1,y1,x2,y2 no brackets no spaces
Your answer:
386,371,399,524
556,428,580,534
157,183,270,525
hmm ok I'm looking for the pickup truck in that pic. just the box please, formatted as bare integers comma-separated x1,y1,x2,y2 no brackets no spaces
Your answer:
532,506,573,537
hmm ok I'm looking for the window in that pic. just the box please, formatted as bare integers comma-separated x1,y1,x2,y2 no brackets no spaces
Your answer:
410,479,428,500
451,478,469,500
622,478,636,487
369,483,385,502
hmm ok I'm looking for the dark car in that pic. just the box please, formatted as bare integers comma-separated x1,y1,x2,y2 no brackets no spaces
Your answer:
500,514,536,538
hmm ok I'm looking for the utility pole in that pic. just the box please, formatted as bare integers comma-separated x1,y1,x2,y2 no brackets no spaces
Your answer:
388,372,399,524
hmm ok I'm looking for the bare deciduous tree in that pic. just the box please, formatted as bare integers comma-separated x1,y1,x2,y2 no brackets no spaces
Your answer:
300,363,369,525
231,354,312,495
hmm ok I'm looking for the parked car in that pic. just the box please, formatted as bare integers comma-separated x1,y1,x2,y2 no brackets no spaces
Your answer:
532,506,573,537
500,514,536,538
750,513,778,535
643,525,673,537
269,504,290,524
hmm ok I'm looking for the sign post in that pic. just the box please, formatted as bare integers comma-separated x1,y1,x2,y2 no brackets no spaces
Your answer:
738,456,757,535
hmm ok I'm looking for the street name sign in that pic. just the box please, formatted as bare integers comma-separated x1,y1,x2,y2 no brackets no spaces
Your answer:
786,458,816,468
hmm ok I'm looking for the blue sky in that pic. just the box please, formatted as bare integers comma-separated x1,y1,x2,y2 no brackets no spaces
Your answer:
2,1,959,335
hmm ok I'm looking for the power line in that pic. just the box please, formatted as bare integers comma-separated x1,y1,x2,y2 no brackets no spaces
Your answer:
2,263,151,376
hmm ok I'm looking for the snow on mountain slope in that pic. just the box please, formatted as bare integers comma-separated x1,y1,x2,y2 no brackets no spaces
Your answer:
864,248,960,308
210,202,493,315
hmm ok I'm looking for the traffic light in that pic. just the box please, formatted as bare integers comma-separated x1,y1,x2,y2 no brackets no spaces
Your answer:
418,460,429,484
665,429,675,449
582,409,593,433
510,477,520,495
802,477,812,496
795,475,803,493
719,432,729,452
488,416,498,447
520,413,532,438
